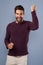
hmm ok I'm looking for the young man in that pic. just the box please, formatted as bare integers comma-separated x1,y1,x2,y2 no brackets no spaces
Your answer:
4,5,39,65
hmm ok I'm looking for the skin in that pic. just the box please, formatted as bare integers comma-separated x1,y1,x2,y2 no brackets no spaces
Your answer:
7,5,36,49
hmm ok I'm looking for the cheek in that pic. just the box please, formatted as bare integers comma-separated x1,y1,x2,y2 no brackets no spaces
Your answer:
15,14,18,17
22,15,24,18
22,14,24,17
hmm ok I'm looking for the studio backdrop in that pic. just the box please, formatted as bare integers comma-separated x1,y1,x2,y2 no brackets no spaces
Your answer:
0,0,43,65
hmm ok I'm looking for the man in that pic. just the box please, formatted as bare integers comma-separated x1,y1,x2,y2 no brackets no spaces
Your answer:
4,5,39,65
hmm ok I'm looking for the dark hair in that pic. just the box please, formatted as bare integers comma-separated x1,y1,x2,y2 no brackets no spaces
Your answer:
14,5,24,13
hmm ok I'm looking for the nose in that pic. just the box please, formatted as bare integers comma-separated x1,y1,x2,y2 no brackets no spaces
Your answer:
18,14,21,17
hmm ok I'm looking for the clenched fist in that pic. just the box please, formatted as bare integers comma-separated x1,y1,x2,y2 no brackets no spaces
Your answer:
7,42,14,49
31,5,36,11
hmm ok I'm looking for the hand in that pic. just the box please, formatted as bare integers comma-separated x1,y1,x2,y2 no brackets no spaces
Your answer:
7,42,14,49
31,5,36,12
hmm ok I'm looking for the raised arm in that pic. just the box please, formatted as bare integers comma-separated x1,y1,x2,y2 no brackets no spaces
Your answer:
29,5,39,30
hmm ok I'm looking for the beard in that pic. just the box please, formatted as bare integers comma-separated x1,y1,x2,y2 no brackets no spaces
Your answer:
16,17,23,23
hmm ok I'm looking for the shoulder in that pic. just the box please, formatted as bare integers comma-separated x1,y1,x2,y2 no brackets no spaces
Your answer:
23,20,32,27
23,20,31,24
7,21,15,27
6,21,15,29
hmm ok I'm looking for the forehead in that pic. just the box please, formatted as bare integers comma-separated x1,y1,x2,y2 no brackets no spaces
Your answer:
16,10,24,13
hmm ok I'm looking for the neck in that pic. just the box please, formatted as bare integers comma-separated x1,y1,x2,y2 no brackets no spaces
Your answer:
16,21,18,24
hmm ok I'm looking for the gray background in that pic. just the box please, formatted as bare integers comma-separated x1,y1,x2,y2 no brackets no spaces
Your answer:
0,0,43,65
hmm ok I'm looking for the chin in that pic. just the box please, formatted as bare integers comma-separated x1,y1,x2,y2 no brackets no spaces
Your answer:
17,20,23,23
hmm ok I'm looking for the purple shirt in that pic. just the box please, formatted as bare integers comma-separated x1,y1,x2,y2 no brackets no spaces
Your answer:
4,11,39,56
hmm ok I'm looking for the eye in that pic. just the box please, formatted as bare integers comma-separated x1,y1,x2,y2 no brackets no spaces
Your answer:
16,13,19,15
20,13,23,15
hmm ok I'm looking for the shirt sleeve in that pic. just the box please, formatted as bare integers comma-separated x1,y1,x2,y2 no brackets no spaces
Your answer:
28,11,39,30
4,24,11,49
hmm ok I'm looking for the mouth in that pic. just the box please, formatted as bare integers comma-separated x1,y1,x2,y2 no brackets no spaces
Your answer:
16,17,23,22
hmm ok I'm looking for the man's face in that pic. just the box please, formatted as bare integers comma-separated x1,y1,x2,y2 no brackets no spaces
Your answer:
15,10,24,23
